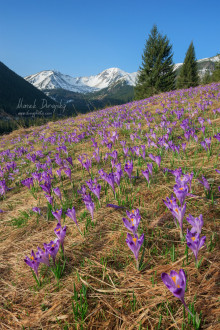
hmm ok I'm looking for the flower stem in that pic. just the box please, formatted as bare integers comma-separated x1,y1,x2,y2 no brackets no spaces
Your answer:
181,299,194,317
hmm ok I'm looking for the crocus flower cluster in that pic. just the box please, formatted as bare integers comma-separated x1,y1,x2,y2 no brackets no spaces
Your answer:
78,186,95,221
123,208,144,270
163,171,193,238
86,178,101,200
186,214,206,266
24,222,67,278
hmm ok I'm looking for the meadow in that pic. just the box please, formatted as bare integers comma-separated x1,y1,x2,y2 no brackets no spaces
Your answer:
0,83,219,329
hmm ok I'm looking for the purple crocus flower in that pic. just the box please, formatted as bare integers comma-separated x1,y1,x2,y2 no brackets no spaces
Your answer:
93,148,100,163
86,178,94,190
163,195,178,212
170,203,186,237
148,153,155,162
201,141,207,151
182,143,186,152
198,176,210,191
52,208,62,223
65,206,78,226
173,184,188,206
21,178,34,189
123,215,140,234
91,184,101,199
126,233,144,269
161,269,193,317
124,160,133,179
77,185,87,196
82,193,92,204
40,182,51,195
78,155,85,168
31,172,42,182
106,204,125,209
83,159,92,173
126,209,141,221
105,173,115,193
35,247,50,267
0,180,9,196
54,223,67,249
53,187,62,200
45,194,53,205
185,229,206,263
155,155,161,167
120,140,126,147
66,156,73,166
142,169,150,183
114,169,123,187
32,207,41,215
205,137,211,150
147,163,153,176
24,250,40,277
186,214,203,234
44,239,60,265
85,201,95,220
214,133,220,142
56,168,62,179
123,147,129,157
64,168,71,180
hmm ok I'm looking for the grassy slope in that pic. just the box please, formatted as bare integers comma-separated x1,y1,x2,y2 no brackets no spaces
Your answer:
0,62,58,116
0,83,220,329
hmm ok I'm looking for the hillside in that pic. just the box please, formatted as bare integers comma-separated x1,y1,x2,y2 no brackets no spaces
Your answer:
0,83,219,329
0,62,59,118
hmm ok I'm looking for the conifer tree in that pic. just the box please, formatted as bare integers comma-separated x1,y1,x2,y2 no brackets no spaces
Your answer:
176,42,199,89
134,25,176,100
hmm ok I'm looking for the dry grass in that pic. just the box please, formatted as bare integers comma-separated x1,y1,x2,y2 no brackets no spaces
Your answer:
0,84,220,329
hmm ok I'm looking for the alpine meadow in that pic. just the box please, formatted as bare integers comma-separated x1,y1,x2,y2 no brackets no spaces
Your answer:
0,4,220,330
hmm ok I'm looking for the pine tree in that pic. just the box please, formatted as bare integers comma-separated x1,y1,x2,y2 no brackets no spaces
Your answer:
176,42,199,89
134,25,176,100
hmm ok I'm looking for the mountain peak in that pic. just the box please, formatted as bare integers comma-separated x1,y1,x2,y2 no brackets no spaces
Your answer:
25,68,137,93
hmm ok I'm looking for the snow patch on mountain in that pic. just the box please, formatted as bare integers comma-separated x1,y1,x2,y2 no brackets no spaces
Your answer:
25,68,138,94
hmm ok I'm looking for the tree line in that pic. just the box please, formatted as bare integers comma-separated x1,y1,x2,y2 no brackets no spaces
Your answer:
134,25,220,100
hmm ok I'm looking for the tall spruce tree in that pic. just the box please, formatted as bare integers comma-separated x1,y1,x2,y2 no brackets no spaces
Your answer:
176,42,199,89
134,25,175,100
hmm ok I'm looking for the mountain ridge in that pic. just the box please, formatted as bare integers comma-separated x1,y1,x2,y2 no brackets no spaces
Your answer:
25,55,220,94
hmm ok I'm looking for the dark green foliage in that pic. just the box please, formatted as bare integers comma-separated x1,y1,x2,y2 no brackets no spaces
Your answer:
134,25,176,100
176,42,199,89
0,61,58,116
46,81,134,114
212,58,220,82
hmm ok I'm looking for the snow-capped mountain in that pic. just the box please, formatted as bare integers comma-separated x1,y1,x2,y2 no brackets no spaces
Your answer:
25,68,137,94
25,55,220,95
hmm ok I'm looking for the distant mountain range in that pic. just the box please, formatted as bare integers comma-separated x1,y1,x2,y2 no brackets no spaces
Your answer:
25,55,220,93
25,67,137,94
0,55,219,124
24,55,220,112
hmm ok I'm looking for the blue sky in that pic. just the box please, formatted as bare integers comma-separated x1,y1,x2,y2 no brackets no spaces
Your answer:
1,0,220,77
